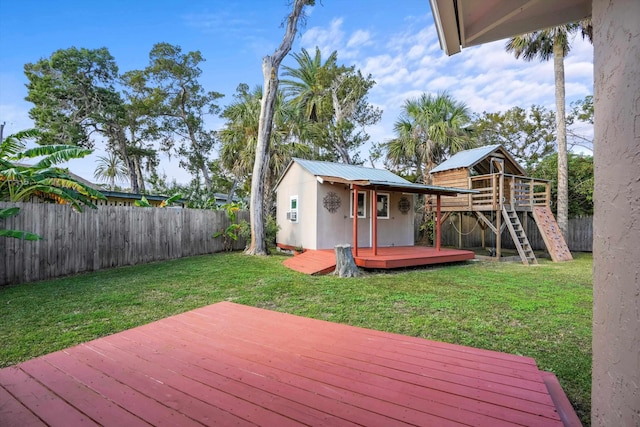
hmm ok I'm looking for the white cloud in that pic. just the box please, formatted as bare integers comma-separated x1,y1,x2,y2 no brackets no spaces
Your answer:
406,44,425,60
347,30,372,48
300,18,346,55
2,5,595,184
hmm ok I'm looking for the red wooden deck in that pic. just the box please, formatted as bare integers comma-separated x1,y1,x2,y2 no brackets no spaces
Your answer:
0,302,580,426
283,246,476,275
283,250,337,275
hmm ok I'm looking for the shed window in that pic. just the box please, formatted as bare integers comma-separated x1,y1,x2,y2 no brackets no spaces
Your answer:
349,191,366,218
288,195,298,223
377,193,390,219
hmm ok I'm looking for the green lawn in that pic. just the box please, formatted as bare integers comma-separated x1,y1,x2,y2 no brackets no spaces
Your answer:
0,252,593,424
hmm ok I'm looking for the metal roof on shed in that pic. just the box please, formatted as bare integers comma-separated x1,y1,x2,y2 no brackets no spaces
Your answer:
292,157,411,184
275,158,477,196
430,144,502,173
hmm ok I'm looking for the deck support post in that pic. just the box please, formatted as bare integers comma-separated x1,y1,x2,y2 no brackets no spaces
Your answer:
458,212,462,249
352,185,359,257
497,172,504,258
545,183,551,208
372,189,378,256
436,194,441,251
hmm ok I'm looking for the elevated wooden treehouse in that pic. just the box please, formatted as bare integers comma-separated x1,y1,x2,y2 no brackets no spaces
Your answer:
430,145,572,265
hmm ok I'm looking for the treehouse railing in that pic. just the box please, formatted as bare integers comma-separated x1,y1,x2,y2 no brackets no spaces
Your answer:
469,174,550,210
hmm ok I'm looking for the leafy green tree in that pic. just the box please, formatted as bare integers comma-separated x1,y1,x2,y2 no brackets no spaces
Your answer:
282,47,381,164
23,47,146,192
323,67,381,164
567,94,594,152
94,153,128,190
119,69,164,193
506,20,593,237
1,129,105,239
531,153,593,217
24,47,119,148
473,105,556,171
383,92,474,184
569,95,593,125
144,43,223,192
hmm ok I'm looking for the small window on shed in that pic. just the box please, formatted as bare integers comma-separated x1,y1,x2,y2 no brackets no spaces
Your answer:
349,191,366,218
377,193,390,219
287,195,298,223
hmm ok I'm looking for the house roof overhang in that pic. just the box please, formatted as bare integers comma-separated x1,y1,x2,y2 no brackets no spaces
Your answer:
317,175,479,197
429,0,591,56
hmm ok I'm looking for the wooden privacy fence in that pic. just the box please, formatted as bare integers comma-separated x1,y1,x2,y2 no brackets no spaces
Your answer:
0,202,249,286
415,213,592,253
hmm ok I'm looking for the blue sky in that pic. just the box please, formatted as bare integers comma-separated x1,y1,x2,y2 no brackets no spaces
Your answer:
0,1,594,185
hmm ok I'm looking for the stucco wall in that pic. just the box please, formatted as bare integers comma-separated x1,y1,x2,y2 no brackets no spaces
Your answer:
277,162,418,250
315,182,355,249
592,1,640,425
275,162,318,249
374,192,415,247
315,184,414,250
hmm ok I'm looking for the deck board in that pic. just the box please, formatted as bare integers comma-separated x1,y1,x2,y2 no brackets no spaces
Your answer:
282,250,336,275
283,246,476,275
0,301,574,426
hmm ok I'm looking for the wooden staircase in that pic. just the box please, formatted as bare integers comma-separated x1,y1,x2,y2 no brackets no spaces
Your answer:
532,206,573,262
502,207,538,265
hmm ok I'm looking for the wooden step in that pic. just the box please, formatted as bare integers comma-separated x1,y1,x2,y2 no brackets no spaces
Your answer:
502,208,538,266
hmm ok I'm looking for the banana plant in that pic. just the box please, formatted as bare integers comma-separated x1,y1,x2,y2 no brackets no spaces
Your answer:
0,207,41,240
1,129,105,240
213,203,243,251
134,193,182,208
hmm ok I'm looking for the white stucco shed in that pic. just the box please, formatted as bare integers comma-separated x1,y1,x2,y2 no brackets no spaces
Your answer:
275,158,476,251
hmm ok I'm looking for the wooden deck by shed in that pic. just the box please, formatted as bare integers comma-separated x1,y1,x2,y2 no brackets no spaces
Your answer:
0,302,580,426
283,246,476,275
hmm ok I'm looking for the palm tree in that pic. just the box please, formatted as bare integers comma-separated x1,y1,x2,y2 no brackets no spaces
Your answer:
282,47,338,157
506,20,592,238
282,47,337,124
219,85,310,213
219,85,262,188
94,152,128,190
385,92,475,185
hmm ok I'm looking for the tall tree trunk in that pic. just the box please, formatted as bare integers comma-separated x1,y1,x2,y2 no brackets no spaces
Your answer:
134,156,146,194
227,179,238,204
553,42,569,238
246,0,310,255
114,129,139,193
125,156,139,193
330,80,352,164
186,132,212,192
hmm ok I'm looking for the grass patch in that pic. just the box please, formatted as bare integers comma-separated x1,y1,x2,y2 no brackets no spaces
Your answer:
0,252,593,424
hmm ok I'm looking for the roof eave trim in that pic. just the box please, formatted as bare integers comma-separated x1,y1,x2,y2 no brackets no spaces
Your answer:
429,0,462,56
